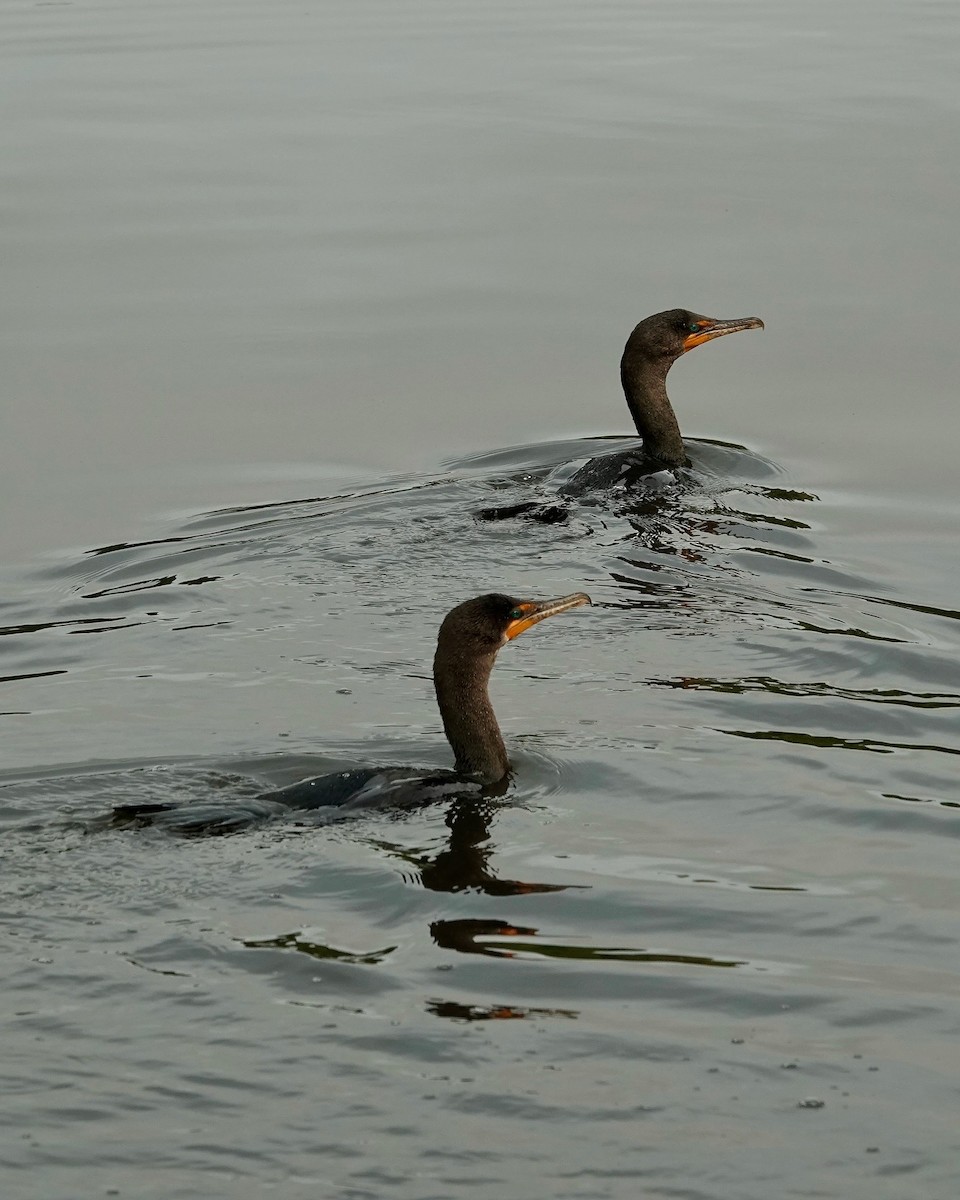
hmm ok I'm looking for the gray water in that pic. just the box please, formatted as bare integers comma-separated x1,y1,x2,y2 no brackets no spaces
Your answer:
2,3,960,1198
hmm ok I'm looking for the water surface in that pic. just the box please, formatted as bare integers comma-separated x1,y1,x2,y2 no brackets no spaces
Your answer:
2,3,959,1198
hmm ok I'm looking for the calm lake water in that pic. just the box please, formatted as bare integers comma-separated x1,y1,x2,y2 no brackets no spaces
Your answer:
2,2,959,1198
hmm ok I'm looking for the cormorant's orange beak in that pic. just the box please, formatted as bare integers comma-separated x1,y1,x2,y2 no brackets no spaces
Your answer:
682,315,764,352
504,592,592,642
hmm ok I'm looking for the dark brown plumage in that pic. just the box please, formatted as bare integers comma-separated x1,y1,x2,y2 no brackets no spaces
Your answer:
433,591,591,782
565,309,764,493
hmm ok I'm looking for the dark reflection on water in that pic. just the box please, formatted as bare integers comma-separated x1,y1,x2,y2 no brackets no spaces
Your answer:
430,917,752,970
373,798,574,897
426,998,578,1022
660,674,960,709
242,930,398,966
723,728,960,758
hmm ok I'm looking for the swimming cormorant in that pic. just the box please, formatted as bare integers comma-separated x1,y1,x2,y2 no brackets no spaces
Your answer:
109,591,591,834
563,308,764,493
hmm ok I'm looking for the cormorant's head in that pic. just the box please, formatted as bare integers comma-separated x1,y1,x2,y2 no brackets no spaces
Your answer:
624,309,764,367
438,592,592,656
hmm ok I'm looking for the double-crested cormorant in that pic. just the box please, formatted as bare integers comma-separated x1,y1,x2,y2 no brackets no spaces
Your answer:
563,308,764,493
109,591,591,834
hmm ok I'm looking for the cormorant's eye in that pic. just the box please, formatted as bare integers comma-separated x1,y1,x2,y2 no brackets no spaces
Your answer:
688,323,701,333
509,608,523,620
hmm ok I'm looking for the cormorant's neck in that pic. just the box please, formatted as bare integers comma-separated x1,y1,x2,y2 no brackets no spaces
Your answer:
433,646,509,784
620,354,688,467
